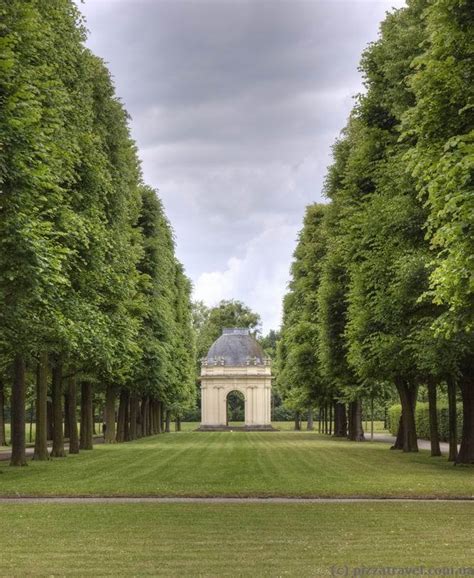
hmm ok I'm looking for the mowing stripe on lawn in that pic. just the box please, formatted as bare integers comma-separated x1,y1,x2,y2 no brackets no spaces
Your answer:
0,496,472,503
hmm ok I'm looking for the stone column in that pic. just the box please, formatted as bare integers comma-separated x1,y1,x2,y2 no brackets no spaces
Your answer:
217,386,225,426
201,386,206,425
249,386,256,426
244,387,250,426
265,386,271,425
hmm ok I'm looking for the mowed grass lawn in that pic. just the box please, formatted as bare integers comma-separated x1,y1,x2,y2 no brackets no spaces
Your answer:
182,420,389,432
0,502,472,576
0,421,389,448
0,429,472,498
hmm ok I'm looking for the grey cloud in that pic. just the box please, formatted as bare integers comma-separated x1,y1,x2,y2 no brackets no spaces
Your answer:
133,88,353,150
80,0,405,330
86,1,390,108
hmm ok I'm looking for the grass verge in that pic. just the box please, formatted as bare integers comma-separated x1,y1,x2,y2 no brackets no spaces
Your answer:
0,502,472,576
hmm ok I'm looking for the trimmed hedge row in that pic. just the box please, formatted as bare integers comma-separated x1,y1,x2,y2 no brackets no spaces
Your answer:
387,403,463,442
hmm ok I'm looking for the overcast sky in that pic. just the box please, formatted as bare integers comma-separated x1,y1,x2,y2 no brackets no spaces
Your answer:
79,0,405,333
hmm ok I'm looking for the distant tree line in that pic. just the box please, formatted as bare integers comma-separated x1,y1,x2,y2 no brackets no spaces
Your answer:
0,1,195,465
276,0,473,464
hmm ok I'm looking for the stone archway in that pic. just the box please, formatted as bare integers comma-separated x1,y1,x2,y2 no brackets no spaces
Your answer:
200,379,272,430
198,328,274,431
226,390,246,425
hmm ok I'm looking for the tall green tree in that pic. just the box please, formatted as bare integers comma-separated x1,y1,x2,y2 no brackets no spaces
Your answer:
133,186,195,432
0,0,89,465
317,139,364,441
277,204,328,429
0,0,196,462
329,2,432,452
403,0,474,463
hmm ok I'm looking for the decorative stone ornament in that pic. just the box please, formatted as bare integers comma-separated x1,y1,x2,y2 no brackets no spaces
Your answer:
198,328,274,431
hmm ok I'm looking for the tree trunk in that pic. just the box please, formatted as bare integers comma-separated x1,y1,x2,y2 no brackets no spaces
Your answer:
307,407,314,430
64,392,70,439
165,410,171,433
456,375,474,465
150,399,157,435
391,414,404,450
148,399,158,436
116,389,127,442
175,416,181,432
124,394,130,442
370,397,374,441
427,379,441,457
447,376,458,462
348,400,365,441
47,399,53,441
395,380,418,452
136,399,142,438
0,380,6,446
50,361,65,458
80,382,93,450
149,398,154,436
155,401,161,434
157,402,162,433
294,412,301,431
141,397,149,437
129,396,138,440
67,374,79,454
148,400,154,434
33,352,49,461
157,401,163,434
333,402,347,437
148,398,154,435
10,355,27,466
317,408,322,433
157,401,161,433
116,396,124,443
104,384,116,443
329,403,333,435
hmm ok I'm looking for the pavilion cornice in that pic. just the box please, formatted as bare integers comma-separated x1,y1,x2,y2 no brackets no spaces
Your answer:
198,374,274,381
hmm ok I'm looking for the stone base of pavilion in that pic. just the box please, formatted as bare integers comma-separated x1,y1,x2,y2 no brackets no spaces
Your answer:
196,425,278,432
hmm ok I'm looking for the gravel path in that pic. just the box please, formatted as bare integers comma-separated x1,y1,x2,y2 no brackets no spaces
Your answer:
0,496,472,504
370,432,452,453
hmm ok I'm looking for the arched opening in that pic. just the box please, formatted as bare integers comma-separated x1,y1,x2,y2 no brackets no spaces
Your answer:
226,390,245,426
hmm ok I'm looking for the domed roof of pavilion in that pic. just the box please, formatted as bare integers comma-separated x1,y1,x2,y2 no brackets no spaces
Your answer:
205,328,267,366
